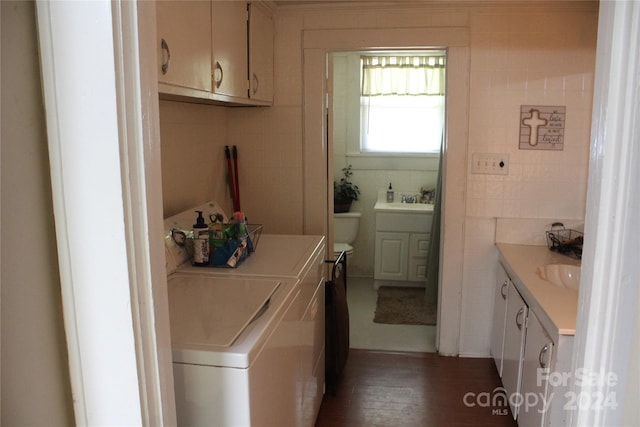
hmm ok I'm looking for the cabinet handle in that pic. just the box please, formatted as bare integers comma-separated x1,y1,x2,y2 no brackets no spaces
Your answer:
214,61,223,89
252,73,259,95
160,38,170,75
539,344,549,369
500,280,508,300
515,307,525,330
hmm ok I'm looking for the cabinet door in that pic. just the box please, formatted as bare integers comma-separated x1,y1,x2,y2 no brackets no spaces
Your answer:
374,232,409,281
212,1,248,98
502,281,528,420
491,263,510,377
248,2,273,102
157,0,212,92
518,311,554,427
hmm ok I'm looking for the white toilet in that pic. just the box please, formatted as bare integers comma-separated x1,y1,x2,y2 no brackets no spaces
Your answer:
333,212,361,258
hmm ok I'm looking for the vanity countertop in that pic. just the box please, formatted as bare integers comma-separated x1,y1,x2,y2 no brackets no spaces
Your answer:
374,190,434,213
373,200,434,213
496,243,581,340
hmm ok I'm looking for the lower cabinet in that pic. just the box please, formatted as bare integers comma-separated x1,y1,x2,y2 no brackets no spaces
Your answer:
373,210,432,286
492,261,567,427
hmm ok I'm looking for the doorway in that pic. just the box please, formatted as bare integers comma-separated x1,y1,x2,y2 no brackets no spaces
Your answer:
329,51,442,352
302,28,469,357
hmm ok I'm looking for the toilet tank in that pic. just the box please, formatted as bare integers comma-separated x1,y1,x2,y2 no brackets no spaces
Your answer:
333,212,361,244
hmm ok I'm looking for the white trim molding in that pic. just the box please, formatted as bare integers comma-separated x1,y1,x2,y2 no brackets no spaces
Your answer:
303,27,470,356
35,1,174,425
572,1,640,425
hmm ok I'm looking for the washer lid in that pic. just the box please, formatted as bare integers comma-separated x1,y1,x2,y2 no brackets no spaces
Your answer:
168,275,280,349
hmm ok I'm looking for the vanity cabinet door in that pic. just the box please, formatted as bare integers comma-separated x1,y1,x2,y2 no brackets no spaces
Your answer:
374,232,409,281
518,311,554,427
502,281,528,420
491,263,510,377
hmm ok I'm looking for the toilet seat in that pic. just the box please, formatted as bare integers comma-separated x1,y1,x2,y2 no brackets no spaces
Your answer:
333,242,353,257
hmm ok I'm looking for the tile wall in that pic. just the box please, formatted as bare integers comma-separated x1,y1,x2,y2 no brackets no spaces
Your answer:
460,7,597,356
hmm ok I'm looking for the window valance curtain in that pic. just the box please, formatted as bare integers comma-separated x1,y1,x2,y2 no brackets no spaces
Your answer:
361,55,446,96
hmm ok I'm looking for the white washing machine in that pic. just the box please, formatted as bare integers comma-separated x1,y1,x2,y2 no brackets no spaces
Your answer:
164,202,326,426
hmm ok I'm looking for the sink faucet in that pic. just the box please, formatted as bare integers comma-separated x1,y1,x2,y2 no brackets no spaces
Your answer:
401,194,418,204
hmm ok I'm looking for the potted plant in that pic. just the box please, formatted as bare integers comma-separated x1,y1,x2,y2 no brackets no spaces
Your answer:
334,164,360,213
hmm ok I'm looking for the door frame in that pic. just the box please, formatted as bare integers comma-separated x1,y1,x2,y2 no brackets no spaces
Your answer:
302,27,470,355
35,1,175,424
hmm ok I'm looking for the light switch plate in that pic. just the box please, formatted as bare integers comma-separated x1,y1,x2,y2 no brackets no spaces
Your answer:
471,153,509,175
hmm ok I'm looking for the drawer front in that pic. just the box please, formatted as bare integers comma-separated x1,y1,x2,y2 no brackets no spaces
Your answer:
409,233,430,257
408,258,427,282
376,212,433,233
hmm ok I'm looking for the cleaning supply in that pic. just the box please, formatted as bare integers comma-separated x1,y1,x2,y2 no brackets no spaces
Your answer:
192,210,209,266
233,211,253,252
386,183,394,202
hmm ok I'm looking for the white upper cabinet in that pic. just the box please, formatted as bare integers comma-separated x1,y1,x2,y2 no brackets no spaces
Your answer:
157,1,274,106
211,1,249,99
248,2,274,102
156,0,212,93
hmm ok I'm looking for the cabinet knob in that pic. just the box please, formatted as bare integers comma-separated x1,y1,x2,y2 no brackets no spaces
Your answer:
214,61,224,89
539,344,550,369
252,72,259,95
160,38,170,75
515,307,525,330
500,280,508,300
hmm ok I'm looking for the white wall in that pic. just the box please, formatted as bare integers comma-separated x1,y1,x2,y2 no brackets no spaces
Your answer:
0,1,74,424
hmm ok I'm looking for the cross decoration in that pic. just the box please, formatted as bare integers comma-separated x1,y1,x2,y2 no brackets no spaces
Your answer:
519,105,566,150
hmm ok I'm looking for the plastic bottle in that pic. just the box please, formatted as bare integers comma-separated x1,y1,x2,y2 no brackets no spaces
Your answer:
233,211,253,252
386,183,394,202
192,210,209,266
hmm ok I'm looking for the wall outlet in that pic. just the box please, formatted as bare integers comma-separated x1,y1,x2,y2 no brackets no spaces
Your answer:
471,153,509,175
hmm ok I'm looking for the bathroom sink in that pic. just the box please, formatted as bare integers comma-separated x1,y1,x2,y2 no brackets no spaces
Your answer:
374,201,434,212
536,264,581,291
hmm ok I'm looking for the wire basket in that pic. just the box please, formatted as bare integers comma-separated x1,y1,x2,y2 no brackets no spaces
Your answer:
546,226,583,259
245,224,263,254
208,223,263,268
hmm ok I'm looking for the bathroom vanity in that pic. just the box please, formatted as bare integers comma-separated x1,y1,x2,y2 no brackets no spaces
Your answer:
373,192,434,289
492,243,581,426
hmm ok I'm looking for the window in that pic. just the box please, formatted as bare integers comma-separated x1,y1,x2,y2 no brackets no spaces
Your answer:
360,53,446,154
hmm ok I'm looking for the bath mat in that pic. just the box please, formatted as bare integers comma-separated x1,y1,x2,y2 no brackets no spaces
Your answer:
374,287,436,325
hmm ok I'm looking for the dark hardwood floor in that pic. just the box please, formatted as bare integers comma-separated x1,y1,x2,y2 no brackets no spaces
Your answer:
316,349,517,427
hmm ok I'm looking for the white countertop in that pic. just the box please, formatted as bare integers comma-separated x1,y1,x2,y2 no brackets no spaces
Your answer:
374,201,434,213
373,189,435,213
496,243,581,339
